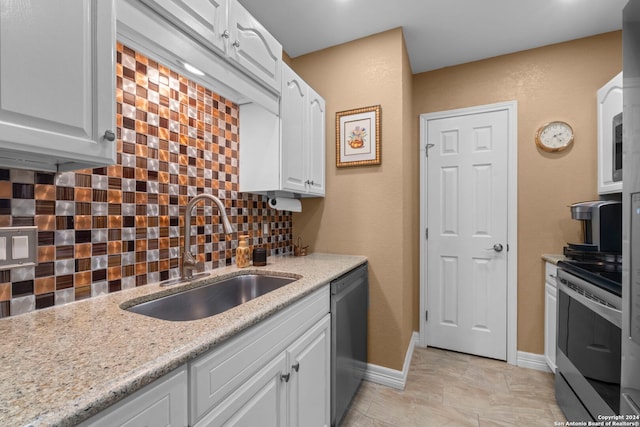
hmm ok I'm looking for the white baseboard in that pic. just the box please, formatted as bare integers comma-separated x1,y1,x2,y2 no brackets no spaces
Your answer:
516,351,552,373
363,331,419,390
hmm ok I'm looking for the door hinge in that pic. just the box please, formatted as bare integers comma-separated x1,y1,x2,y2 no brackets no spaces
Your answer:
425,310,428,322
425,228,428,239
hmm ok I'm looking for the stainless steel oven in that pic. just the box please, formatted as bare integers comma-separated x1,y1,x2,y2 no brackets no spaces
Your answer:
556,267,622,421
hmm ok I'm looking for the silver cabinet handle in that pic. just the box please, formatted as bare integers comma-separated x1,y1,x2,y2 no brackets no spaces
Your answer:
280,373,290,382
221,30,230,39
104,130,116,141
485,243,503,252
233,40,240,48
292,362,300,372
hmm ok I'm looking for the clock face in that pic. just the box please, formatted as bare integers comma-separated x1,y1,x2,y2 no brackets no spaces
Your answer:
536,121,574,152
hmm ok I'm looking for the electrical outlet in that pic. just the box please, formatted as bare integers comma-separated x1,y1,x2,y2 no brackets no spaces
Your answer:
0,227,37,270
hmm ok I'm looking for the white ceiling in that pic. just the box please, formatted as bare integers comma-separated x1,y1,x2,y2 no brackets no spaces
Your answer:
237,0,628,74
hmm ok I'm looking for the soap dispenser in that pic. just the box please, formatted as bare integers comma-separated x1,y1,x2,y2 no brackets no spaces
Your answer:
236,235,250,268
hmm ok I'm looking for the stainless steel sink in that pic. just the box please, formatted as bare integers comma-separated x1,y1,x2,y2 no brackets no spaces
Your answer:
125,274,297,321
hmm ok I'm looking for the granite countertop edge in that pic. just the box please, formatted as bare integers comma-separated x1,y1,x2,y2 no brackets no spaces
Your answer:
542,253,565,265
0,253,367,427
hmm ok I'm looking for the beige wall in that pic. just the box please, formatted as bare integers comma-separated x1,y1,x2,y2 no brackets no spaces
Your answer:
289,28,417,370
413,31,622,353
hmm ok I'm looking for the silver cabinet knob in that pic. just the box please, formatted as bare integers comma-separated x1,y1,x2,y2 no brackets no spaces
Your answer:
280,373,290,382
221,30,230,39
233,40,240,48
104,130,115,141
292,362,300,372
485,243,504,252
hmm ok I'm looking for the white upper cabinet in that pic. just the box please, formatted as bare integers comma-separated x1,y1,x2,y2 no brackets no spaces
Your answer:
306,86,326,196
239,64,326,198
0,0,116,172
281,67,308,194
280,64,325,196
227,0,282,93
598,72,623,194
140,0,228,53
141,0,282,94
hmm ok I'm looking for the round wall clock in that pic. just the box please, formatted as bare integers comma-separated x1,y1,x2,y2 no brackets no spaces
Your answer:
535,121,574,152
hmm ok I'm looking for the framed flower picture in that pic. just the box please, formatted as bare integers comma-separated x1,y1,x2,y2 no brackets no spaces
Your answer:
335,105,381,167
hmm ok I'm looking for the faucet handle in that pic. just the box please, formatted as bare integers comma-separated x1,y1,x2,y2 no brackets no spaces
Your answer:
182,250,203,278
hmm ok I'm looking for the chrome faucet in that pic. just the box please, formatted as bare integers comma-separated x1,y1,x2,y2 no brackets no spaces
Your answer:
182,194,233,280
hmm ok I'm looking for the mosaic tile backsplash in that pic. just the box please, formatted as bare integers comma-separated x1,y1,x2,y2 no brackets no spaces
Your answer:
0,44,293,318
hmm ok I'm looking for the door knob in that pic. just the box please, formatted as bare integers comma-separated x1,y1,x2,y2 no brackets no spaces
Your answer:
103,130,116,141
485,243,504,252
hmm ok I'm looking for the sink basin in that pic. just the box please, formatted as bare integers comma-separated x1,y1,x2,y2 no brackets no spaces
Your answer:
125,274,297,321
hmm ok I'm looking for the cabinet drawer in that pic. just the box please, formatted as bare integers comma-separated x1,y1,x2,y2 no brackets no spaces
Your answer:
545,262,558,286
190,285,329,423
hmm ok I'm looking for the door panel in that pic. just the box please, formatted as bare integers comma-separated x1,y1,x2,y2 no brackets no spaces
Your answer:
426,109,509,360
281,66,307,193
307,88,326,195
195,353,287,427
228,0,282,92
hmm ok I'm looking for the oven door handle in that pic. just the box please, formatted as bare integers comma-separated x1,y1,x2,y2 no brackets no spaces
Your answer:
559,281,622,328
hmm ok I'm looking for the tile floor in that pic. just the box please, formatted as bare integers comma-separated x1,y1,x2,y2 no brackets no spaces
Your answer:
341,347,566,427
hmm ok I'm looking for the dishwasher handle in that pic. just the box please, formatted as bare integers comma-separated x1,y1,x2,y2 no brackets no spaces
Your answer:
331,264,368,294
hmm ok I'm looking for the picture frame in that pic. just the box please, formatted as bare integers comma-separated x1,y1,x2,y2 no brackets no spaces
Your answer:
335,105,381,167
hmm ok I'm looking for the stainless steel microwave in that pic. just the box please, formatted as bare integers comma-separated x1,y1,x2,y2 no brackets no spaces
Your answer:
613,112,622,182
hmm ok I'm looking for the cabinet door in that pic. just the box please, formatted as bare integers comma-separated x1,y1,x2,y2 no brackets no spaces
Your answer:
140,0,227,54
281,65,308,194
287,315,331,427
79,367,188,427
544,280,557,372
228,0,282,93
306,87,326,196
195,352,287,427
0,0,116,172
598,72,623,194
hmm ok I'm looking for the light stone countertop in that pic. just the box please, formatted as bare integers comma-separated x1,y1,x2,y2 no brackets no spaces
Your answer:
542,253,565,265
0,253,367,427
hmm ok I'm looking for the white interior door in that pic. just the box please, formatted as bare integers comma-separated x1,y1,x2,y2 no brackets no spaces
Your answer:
423,105,511,361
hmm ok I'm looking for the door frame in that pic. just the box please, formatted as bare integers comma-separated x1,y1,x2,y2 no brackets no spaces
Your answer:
418,101,518,365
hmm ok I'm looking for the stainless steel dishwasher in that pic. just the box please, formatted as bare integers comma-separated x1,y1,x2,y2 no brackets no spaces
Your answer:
331,262,368,427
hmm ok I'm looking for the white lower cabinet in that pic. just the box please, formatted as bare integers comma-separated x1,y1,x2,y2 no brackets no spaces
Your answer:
544,261,558,372
287,316,331,427
190,286,331,427
79,286,330,427
79,366,188,427
196,316,330,427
